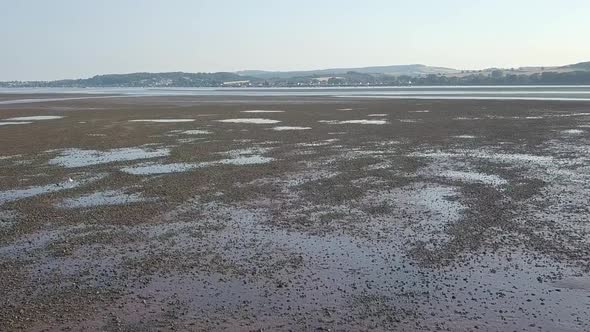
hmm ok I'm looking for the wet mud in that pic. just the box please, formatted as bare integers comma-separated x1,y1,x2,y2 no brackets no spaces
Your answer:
0,95,589,331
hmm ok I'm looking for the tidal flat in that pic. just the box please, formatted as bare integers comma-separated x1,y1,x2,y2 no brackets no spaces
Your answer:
0,94,589,331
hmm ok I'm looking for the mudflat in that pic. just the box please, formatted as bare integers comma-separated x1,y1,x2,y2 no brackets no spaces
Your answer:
1,94,589,331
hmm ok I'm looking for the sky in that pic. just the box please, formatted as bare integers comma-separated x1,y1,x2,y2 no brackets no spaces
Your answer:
0,0,589,81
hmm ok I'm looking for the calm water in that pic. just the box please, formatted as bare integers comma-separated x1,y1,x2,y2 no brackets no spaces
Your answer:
2,86,590,103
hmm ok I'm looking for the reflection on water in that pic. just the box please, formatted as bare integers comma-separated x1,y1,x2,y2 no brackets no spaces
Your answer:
49,147,170,168
0,174,106,205
5,116,64,121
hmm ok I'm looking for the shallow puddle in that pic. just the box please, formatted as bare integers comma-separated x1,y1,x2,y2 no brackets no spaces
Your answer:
271,126,311,131
58,190,152,208
216,148,274,165
123,147,273,175
562,129,585,135
0,174,106,205
5,116,64,121
319,119,387,125
217,118,281,124
121,162,203,175
438,170,507,186
49,147,170,168
0,121,33,126
217,147,271,157
179,130,211,135
241,110,284,113
411,149,554,164
0,154,22,160
130,119,195,123
217,155,274,166
453,117,483,120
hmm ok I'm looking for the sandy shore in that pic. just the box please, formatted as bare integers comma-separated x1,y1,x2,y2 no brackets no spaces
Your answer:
1,95,589,331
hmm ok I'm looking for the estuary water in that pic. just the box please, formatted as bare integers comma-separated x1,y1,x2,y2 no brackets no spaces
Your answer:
1,86,590,104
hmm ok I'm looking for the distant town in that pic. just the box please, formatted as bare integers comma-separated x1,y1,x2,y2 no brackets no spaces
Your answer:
2,62,589,88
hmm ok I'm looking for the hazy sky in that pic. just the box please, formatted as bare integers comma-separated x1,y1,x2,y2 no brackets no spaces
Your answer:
1,0,589,80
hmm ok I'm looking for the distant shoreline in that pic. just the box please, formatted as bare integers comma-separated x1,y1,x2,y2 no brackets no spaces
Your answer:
2,86,590,103
2,62,589,88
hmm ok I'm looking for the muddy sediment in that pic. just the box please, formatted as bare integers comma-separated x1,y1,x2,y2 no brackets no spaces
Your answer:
1,95,589,331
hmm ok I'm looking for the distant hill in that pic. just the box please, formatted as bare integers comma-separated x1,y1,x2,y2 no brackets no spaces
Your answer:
564,61,590,70
238,64,459,79
2,61,590,87
1,72,251,88
73,72,248,86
